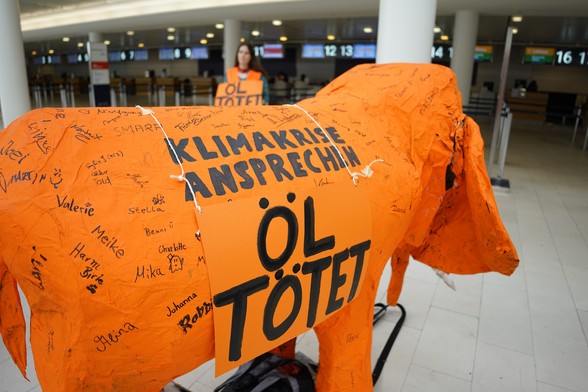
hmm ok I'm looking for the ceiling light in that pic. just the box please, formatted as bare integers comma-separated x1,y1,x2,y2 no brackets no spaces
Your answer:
200,39,208,45
440,34,449,41
272,20,282,26
279,36,287,42
215,23,224,29
32,50,37,55
433,26,441,33
327,34,336,41
77,42,84,48
206,32,214,38
251,30,260,37
62,36,70,42
363,27,373,34
138,42,145,48
167,35,175,41
512,28,519,34
167,27,176,33
104,40,110,45
127,30,135,36
48,49,54,54
240,37,245,43
511,15,523,23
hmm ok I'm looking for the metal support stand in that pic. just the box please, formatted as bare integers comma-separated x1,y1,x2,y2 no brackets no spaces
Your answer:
491,108,513,189
89,85,95,107
572,104,583,145
148,82,155,106
487,24,514,178
110,87,117,107
59,84,68,107
68,84,76,107
119,83,127,107
42,83,49,106
158,86,166,106
33,85,42,108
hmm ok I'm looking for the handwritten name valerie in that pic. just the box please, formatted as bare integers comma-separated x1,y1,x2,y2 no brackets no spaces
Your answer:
56,195,95,216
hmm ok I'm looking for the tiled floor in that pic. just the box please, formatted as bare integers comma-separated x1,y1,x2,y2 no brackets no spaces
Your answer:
1,117,588,391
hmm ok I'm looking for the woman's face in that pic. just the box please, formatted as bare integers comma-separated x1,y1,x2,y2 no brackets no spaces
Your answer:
237,45,252,69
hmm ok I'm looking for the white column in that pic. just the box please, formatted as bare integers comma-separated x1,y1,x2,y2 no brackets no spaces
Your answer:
88,32,103,43
450,10,479,105
224,19,242,75
0,0,31,127
87,32,111,107
376,0,437,64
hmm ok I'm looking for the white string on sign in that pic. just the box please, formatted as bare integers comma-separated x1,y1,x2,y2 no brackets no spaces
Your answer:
136,106,202,220
284,103,384,185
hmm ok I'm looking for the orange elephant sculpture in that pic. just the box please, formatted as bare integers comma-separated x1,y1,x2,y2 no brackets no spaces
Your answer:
0,63,518,392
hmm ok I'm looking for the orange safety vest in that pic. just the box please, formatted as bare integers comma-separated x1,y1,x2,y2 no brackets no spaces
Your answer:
226,67,262,83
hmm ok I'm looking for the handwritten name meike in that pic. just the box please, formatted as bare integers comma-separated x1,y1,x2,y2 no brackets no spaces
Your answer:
164,126,361,200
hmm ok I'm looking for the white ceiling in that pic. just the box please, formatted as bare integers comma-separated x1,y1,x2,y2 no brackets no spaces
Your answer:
18,0,588,54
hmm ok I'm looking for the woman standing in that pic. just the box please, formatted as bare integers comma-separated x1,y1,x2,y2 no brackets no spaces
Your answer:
225,42,270,104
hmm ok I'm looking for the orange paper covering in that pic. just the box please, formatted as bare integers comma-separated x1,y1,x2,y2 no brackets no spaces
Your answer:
0,63,518,392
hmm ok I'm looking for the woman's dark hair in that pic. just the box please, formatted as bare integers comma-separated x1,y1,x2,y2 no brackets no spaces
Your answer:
234,42,267,76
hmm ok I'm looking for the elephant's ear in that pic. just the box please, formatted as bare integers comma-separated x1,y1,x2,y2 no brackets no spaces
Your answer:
411,116,519,275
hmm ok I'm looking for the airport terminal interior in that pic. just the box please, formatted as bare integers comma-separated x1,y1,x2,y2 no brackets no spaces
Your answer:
1,0,588,391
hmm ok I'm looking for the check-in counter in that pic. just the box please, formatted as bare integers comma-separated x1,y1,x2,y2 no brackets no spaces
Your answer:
506,91,549,122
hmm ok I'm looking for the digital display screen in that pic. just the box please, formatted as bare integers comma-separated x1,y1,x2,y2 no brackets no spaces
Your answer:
323,43,353,58
262,43,284,59
301,44,325,59
431,44,452,62
108,49,147,62
33,55,61,65
554,48,588,66
523,47,555,65
353,43,376,59
190,46,209,59
474,45,493,62
159,47,174,60
302,43,376,59
108,50,121,62
134,49,148,61
173,47,192,59
67,53,88,64
252,44,284,59
161,47,201,60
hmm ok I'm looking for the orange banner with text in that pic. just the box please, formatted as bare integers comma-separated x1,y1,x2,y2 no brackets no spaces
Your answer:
200,183,372,374
215,81,263,106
